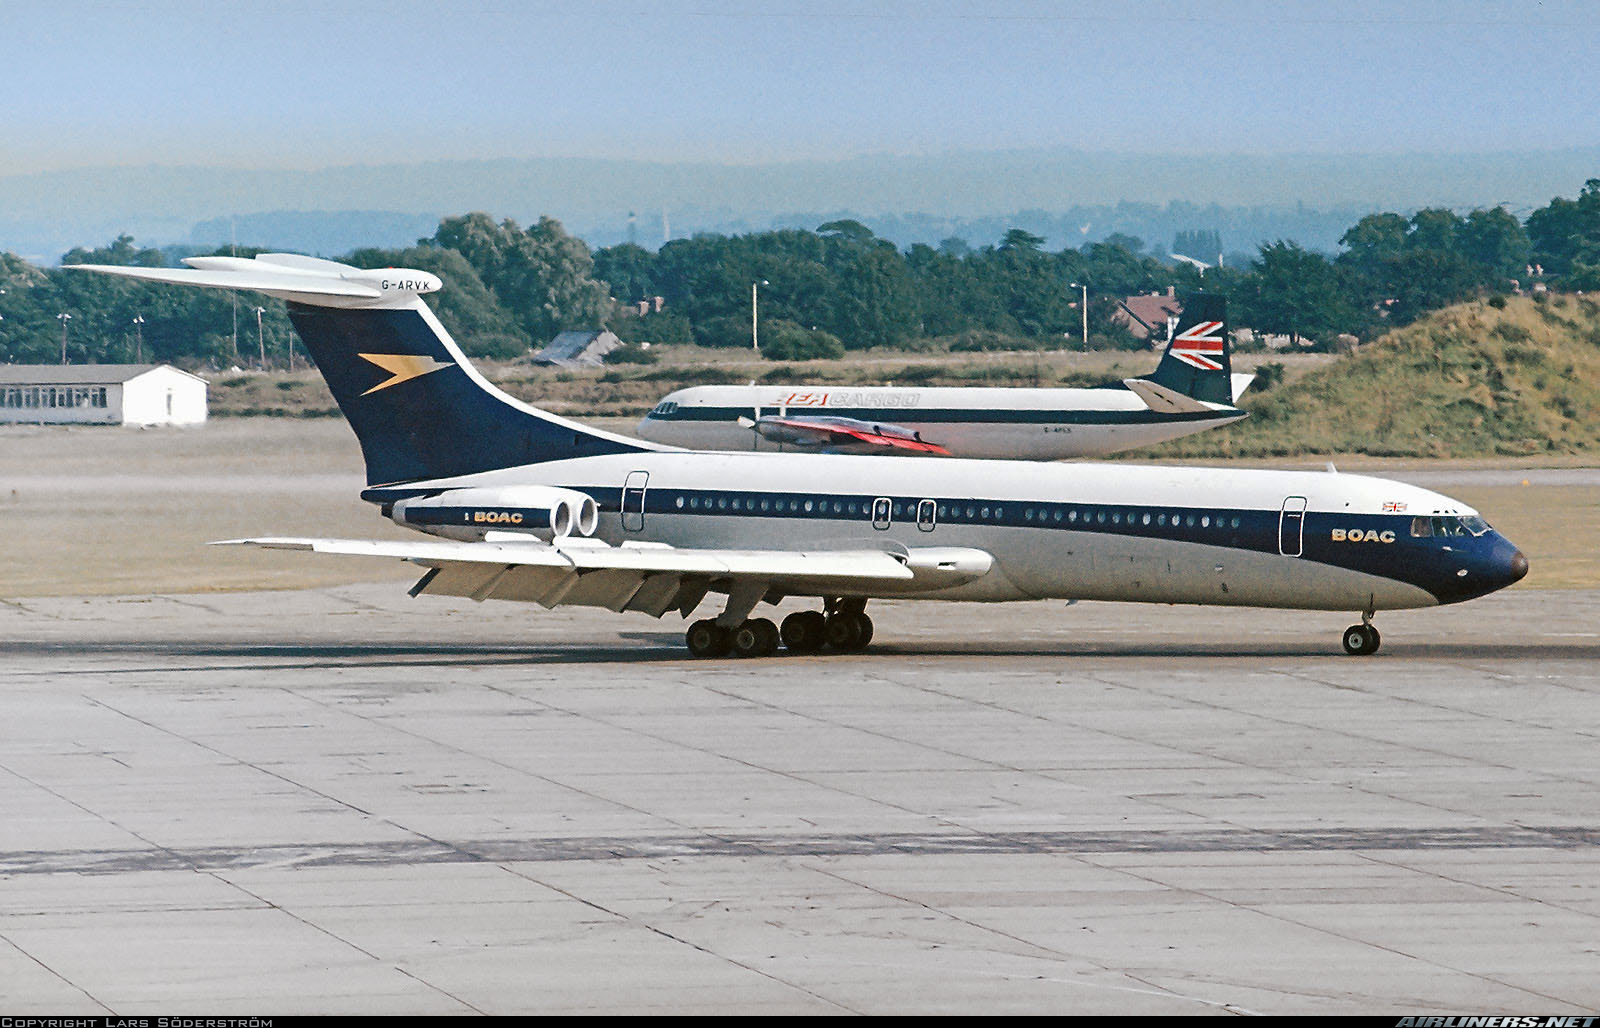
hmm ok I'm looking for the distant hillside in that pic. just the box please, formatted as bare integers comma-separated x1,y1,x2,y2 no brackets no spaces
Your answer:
5,146,1600,260
189,210,439,257
1162,295,1600,459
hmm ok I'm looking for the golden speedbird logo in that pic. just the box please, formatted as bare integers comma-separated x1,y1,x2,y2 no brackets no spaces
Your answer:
358,353,454,395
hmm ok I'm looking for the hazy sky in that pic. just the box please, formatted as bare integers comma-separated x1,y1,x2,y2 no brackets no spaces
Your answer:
7,0,1598,174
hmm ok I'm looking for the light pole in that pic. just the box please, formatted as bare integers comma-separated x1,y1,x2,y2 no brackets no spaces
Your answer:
751,279,769,350
57,312,72,364
132,314,145,363
254,306,266,368
1069,282,1088,350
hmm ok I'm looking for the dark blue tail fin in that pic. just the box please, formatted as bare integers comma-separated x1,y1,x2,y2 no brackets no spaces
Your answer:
1140,294,1233,405
287,300,651,485
70,255,657,486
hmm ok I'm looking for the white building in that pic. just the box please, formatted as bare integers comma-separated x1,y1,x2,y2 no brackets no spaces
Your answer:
0,364,208,426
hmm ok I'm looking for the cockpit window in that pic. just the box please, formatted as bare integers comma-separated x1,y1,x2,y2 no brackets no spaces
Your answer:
1423,515,1491,538
649,401,679,417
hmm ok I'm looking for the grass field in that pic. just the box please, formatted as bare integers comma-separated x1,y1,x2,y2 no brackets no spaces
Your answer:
3,419,1593,598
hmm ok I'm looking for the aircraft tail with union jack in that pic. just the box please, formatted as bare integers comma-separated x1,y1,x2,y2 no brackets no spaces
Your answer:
1138,293,1237,407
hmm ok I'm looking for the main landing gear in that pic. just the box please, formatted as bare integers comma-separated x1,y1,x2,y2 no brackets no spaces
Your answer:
685,598,873,659
1341,608,1382,656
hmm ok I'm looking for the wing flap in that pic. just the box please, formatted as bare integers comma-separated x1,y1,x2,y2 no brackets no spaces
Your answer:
214,536,957,616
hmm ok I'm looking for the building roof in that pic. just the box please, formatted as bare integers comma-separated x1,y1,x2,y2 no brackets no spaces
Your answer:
534,329,623,368
0,363,207,385
1115,292,1184,340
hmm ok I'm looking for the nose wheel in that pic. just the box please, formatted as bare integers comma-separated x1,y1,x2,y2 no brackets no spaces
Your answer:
1341,622,1381,655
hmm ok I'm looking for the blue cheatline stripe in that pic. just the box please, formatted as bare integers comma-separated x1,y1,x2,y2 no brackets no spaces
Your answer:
649,406,1236,426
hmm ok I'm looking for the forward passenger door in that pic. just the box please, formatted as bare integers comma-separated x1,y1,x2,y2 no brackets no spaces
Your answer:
1279,496,1307,557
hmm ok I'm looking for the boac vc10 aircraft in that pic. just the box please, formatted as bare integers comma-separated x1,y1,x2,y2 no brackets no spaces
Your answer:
77,255,1528,658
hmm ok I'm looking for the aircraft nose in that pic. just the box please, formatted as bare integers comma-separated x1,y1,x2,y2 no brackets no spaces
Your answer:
1507,548,1529,584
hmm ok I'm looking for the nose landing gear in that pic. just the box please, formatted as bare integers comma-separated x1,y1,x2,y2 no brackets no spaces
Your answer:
1341,605,1381,655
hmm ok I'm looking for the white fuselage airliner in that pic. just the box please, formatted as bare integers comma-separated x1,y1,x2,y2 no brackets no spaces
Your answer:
636,293,1253,460
75,255,1528,658
635,381,1251,459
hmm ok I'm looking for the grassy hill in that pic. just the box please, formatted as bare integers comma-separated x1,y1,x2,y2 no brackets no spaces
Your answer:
1155,294,1600,459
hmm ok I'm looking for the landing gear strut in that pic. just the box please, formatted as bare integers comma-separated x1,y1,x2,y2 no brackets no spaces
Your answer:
1341,608,1381,656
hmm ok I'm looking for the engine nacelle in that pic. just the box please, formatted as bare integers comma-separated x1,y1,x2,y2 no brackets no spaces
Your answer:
390,486,599,541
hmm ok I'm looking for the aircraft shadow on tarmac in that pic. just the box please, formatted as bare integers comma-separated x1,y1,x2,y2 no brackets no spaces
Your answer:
7,636,1600,669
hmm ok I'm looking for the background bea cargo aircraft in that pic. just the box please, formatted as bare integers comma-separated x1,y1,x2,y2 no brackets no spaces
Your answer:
635,295,1254,459
78,256,1528,658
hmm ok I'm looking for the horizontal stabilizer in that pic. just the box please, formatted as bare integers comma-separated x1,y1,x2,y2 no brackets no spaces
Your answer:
69,263,383,300
1123,377,1215,414
68,254,441,309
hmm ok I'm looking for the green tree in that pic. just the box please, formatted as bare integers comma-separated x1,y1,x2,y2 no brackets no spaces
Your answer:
1527,179,1600,279
592,243,658,303
1457,207,1531,280
61,234,165,268
1242,241,1355,348
346,245,529,358
760,319,846,360
816,219,876,244
1380,249,1489,324
1406,208,1463,253
999,228,1047,251
1339,212,1411,279
430,212,612,342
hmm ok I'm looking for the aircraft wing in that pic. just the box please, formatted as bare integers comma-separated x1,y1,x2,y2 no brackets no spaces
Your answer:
216,536,992,616
745,415,952,455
